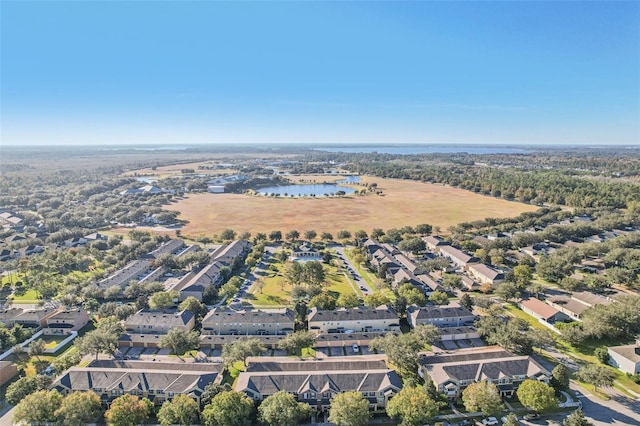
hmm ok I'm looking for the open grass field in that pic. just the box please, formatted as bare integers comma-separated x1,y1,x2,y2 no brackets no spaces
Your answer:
171,176,539,237
122,153,293,177
11,288,40,304
248,257,357,307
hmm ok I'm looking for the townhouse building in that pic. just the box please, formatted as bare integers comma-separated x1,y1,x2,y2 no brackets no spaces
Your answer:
308,305,400,334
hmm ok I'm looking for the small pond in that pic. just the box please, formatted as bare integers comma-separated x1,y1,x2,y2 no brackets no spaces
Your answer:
256,184,356,197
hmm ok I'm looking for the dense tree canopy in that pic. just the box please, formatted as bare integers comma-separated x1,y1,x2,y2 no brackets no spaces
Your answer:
222,337,266,367
104,394,154,426
328,391,370,426
13,389,62,425
5,374,52,405
157,394,200,426
386,386,439,426
258,390,312,426
55,391,102,426
159,328,200,357
575,364,616,391
516,380,557,412
563,410,594,426
461,382,504,416
278,331,317,356
202,391,255,426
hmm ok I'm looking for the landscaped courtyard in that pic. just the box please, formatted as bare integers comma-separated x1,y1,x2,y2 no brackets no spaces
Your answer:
246,253,359,307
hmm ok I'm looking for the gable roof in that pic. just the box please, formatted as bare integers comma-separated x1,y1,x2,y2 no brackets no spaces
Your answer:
202,308,295,328
439,246,474,264
545,295,591,317
609,345,640,363
308,305,398,323
53,363,220,397
519,298,561,320
47,308,88,321
421,347,549,387
415,273,441,291
571,291,612,307
468,264,503,280
124,309,194,330
235,369,402,398
247,358,389,373
423,236,449,247
407,303,474,322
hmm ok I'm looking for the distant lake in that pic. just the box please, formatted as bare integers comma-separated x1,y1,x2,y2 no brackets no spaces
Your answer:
316,145,530,155
256,184,356,197
136,177,157,183
336,176,361,184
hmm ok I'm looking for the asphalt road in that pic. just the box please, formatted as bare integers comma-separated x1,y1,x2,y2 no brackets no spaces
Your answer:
518,383,640,426
333,245,372,295
529,343,639,425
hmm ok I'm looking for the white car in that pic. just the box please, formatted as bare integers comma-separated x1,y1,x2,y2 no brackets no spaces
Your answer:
352,344,359,353
482,417,499,426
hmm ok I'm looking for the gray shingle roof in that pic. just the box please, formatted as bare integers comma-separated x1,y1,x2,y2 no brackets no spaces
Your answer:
247,359,388,373
609,345,640,363
408,304,474,321
308,305,398,322
202,308,295,327
420,347,549,387
53,364,219,397
235,369,402,398
124,309,194,330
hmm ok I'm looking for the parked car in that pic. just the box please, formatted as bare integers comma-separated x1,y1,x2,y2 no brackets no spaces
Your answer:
501,415,519,424
481,417,499,426
352,344,359,353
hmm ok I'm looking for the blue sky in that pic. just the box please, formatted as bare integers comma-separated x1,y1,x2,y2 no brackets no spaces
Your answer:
1,1,639,146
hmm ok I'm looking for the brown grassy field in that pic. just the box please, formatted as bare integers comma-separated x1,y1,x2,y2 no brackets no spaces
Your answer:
122,161,234,177
170,176,538,238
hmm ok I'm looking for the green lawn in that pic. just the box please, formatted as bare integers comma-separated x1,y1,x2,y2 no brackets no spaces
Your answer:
228,361,245,379
11,288,41,303
503,303,550,331
1,273,26,287
23,355,56,377
301,347,316,358
168,349,199,359
248,258,358,307
247,261,291,306
325,269,357,298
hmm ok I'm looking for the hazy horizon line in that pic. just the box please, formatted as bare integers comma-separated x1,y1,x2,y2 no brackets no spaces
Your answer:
1,141,637,149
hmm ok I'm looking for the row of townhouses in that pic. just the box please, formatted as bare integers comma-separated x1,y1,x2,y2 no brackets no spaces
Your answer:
363,237,505,299
0,307,90,335
165,240,251,301
52,357,402,411
97,239,190,290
